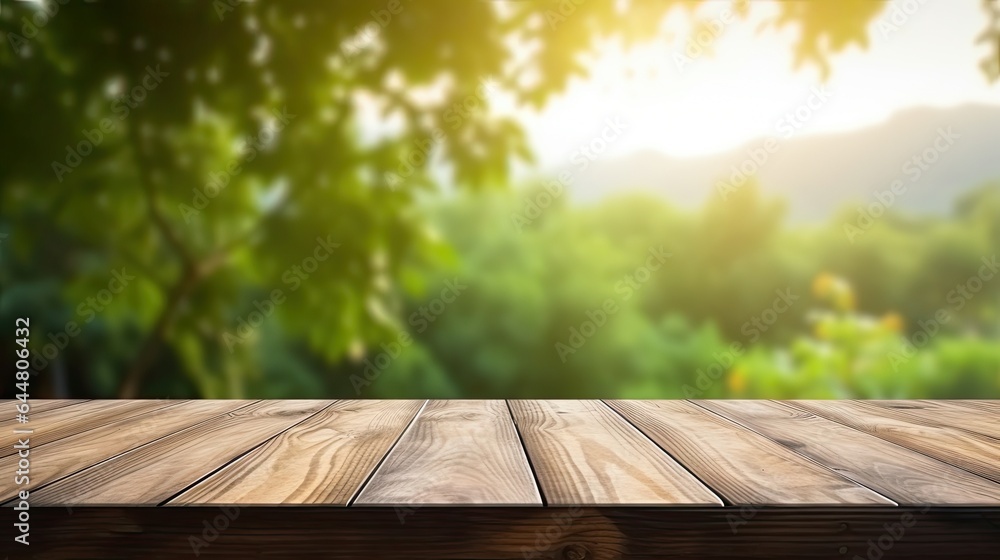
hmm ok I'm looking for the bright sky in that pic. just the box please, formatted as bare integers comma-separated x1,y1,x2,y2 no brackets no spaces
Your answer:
509,0,1000,166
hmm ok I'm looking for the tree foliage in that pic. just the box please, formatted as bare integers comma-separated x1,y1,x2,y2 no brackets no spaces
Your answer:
0,1,996,397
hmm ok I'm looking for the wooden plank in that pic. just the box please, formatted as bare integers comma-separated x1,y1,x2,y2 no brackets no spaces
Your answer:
508,400,721,505
951,400,1000,414
354,400,540,505
697,400,1000,505
31,399,90,413
0,399,118,436
169,400,425,505
29,507,1000,559
28,400,332,505
3,399,89,417
0,399,177,457
1,399,90,443
0,400,256,503
605,400,893,505
862,400,1000,440
790,400,1000,484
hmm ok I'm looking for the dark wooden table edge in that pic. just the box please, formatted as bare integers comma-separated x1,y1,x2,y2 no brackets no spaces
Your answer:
11,506,1000,559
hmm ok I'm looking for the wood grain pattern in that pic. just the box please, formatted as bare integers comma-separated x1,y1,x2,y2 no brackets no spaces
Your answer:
28,400,332,505
697,400,1000,505
952,400,1000,414
509,400,721,505
0,400,255,503
169,400,425,505
4,399,999,511
29,507,1000,560
1,399,89,447
862,400,1000,439
3,399,88,416
606,400,893,505
354,400,541,505
790,400,1000,484
0,399,176,458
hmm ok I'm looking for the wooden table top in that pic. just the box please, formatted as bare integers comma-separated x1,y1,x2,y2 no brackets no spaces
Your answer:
4,399,1000,507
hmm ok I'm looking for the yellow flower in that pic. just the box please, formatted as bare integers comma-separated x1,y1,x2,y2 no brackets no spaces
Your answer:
812,272,836,298
813,272,857,311
880,312,904,333
727,367,747,393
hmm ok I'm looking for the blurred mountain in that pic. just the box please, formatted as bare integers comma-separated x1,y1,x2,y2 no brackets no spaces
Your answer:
569,104,1000,221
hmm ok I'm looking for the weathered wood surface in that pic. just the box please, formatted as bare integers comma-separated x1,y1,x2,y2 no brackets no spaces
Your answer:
954,400,1000,414
3,399,999,559
0,400,255,503
28,400,330,505
859,400,1000,439
4,399,87,416
605,400,894,505
791,400,1000,484
697,400,1000,505
170,400,424,505
509,400,721,505
0,399,175,458
354,400,541,505
2,399,998,508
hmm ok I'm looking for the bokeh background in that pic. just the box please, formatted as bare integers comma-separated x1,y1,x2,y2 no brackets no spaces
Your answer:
2,0,1000,399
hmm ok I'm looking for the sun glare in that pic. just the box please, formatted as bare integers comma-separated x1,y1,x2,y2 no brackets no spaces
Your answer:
514,0,1000,165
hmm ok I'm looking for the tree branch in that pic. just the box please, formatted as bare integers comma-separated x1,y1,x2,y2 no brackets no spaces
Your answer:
118,121,204,397
127,122,197,269
118,267,201,398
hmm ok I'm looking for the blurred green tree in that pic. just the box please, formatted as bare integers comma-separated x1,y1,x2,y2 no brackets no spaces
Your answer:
1,0,996,397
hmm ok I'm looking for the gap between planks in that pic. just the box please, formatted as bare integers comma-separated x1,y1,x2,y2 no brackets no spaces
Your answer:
167,400,427,506
789,400,1000,485
692,400,1000,505
605,400,895,505
27,401,334,505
